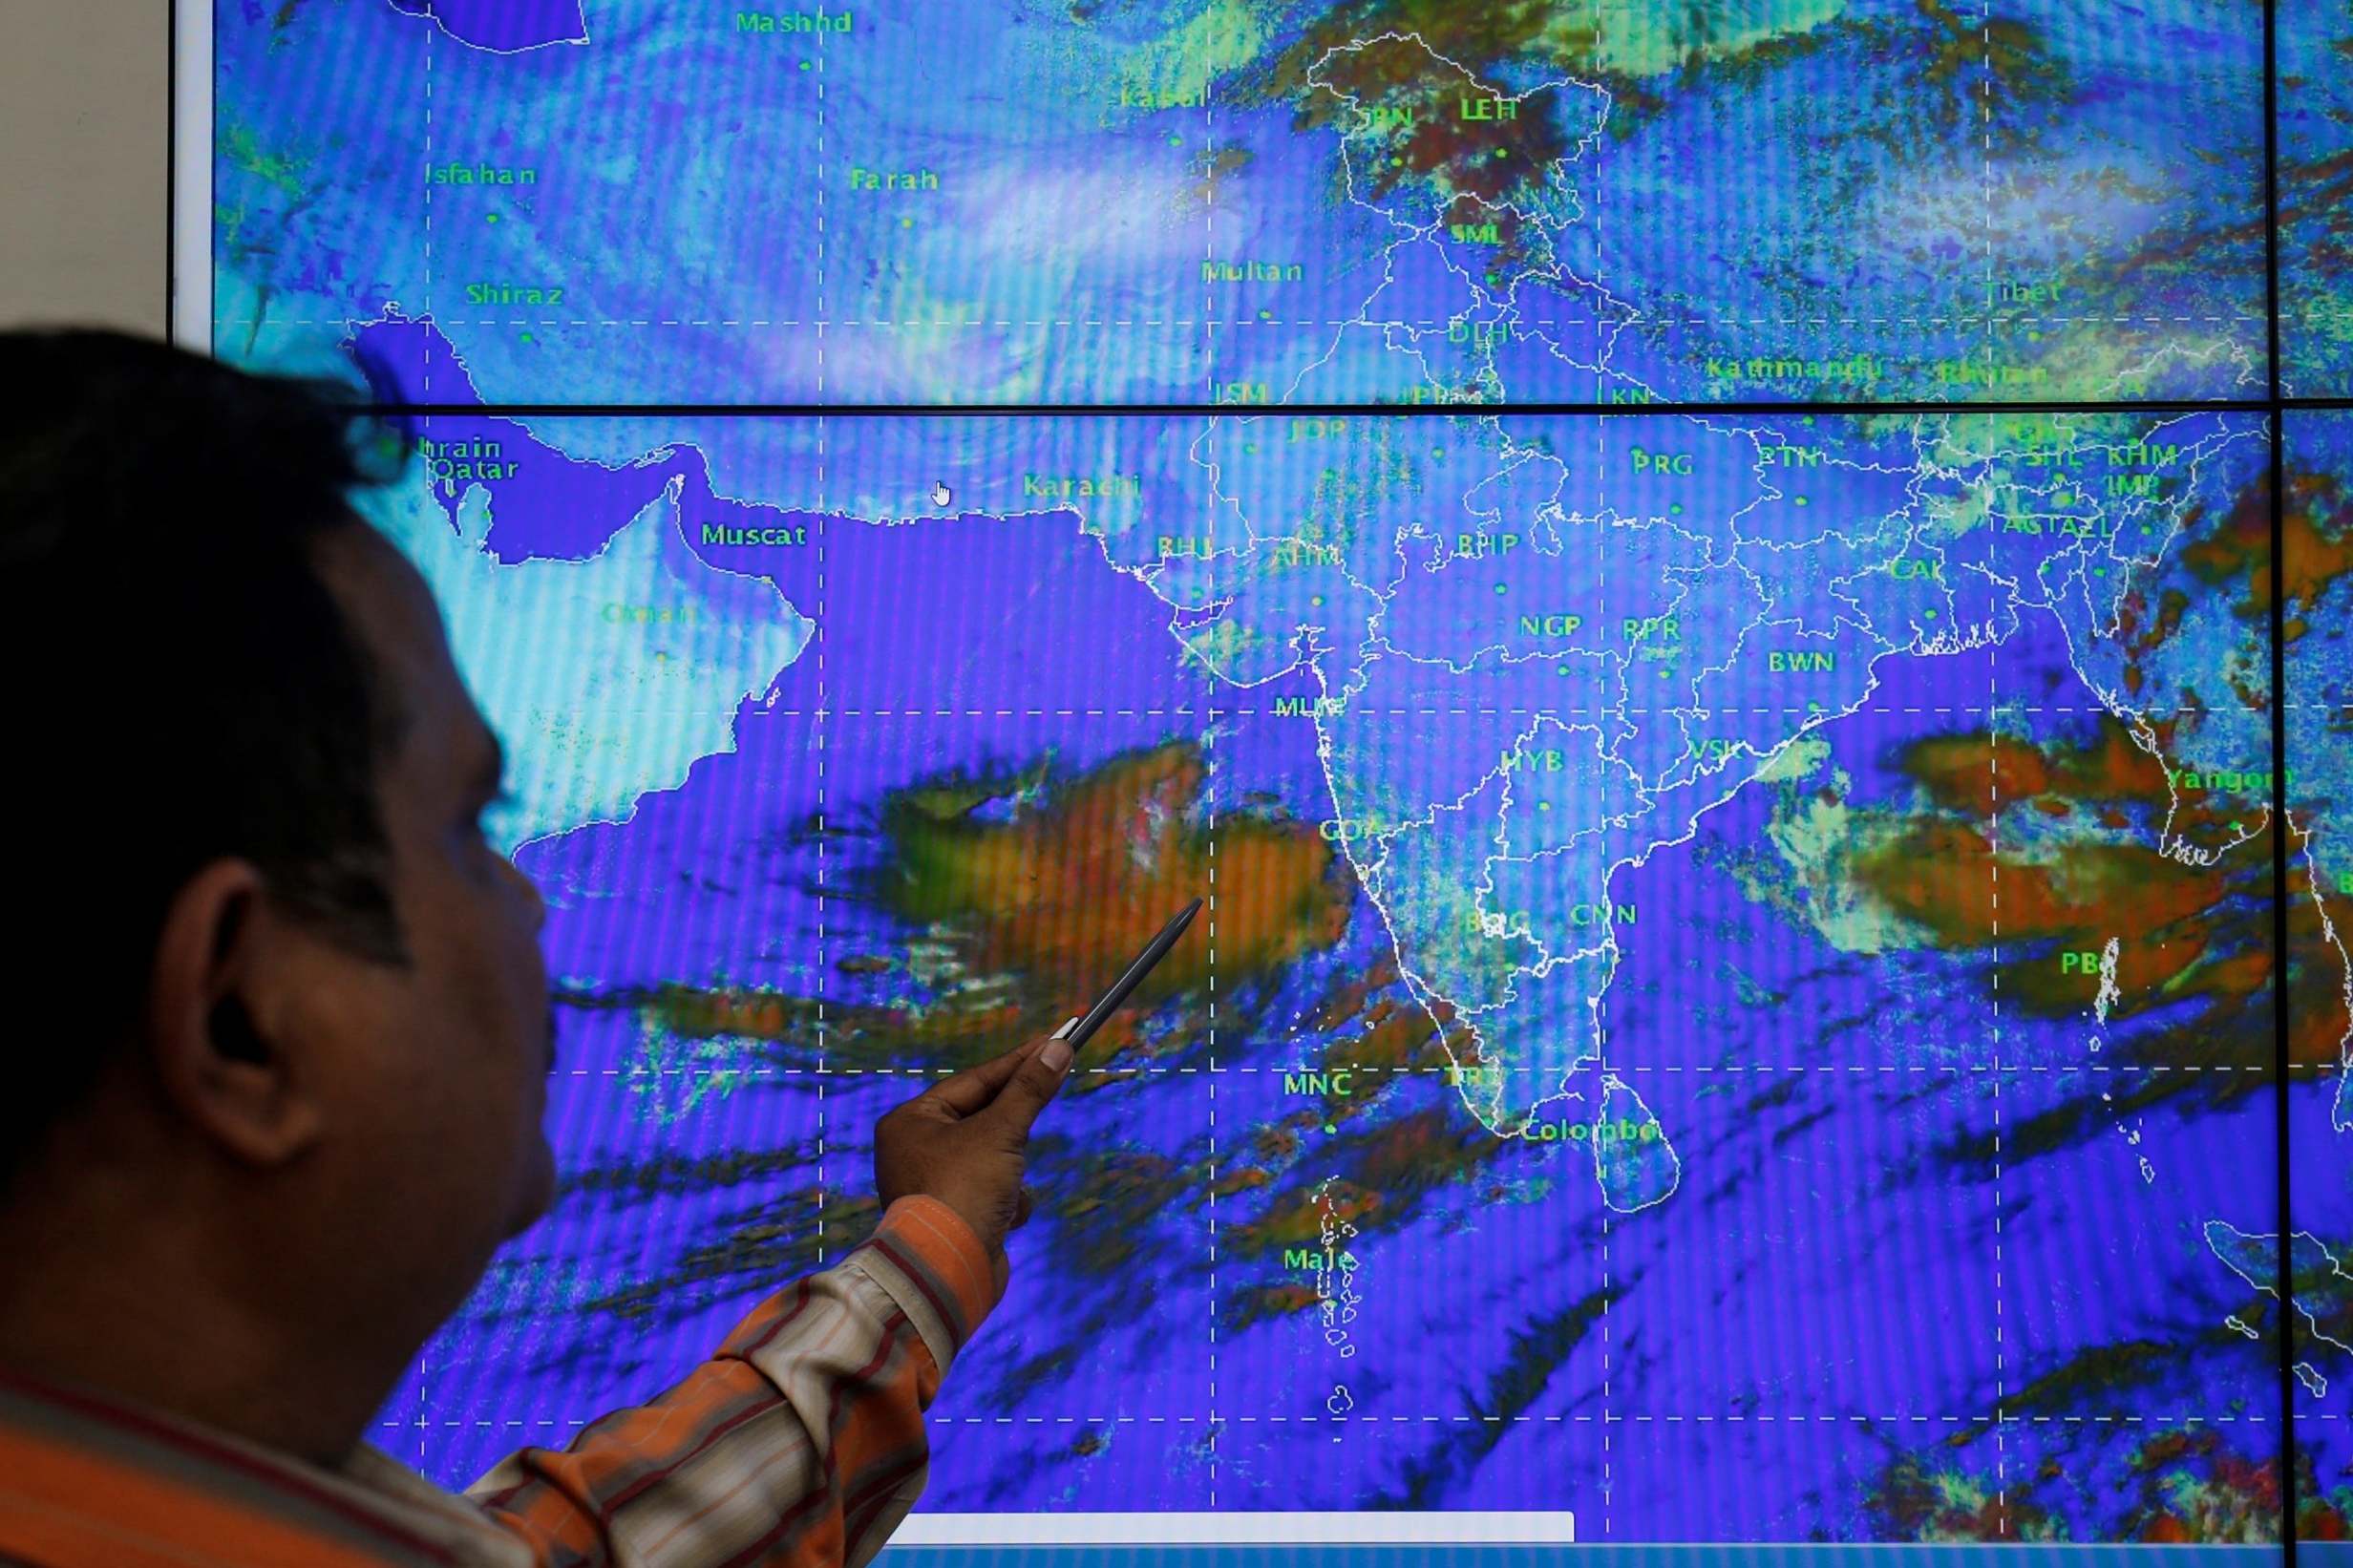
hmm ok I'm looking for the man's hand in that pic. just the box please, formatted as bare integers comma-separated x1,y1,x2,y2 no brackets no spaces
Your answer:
874,1029,1073,1288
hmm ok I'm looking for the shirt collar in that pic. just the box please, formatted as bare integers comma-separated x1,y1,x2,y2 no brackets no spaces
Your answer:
0,1363,531,1568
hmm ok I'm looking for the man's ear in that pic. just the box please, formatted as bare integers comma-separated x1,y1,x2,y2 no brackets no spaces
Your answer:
144,859,327,1167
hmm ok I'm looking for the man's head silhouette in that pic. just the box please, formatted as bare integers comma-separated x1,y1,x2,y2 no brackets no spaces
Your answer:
0,331,558,1464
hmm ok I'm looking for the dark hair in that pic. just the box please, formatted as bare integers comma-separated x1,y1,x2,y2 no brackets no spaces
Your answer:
0,329,413,1185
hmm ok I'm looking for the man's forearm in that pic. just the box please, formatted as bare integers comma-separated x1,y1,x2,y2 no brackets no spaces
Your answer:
463,1197,998,1567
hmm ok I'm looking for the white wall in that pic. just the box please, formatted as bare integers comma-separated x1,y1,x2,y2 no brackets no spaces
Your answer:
0,1,169,334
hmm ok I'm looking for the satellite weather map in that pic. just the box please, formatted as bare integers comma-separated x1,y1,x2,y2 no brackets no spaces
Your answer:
200,0,2351,1546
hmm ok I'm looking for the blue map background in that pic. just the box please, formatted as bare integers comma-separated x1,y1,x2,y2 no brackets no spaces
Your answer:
214,0,2316,405
206,0,2353,1544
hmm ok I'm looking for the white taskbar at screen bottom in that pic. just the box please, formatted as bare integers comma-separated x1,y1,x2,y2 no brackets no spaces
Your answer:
876,1518,2339,1568
889,1513,1578,1545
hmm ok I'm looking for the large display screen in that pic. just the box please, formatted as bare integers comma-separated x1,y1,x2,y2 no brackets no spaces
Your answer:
181,1,2347,1557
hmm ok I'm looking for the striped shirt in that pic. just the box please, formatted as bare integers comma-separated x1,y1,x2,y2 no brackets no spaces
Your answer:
0,1196,998,1568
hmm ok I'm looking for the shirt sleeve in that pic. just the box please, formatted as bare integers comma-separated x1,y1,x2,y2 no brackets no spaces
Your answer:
462,1196,999,1568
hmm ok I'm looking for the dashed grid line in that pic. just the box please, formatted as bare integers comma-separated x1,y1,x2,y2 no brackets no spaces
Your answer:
485,704,2341,717
814,20,826,400
223,313,2307,329
1201,65,1219,1511
1977,1,1994,384
1991,671,2008,1537
421,26,434,345
1978,6,2007,1523
922,1410,2317,1427
546,1062,2327,1082
807,24,830,1265
806,9,828,1257
359,395,2344,417
1590,0,1609,1525
1206,713,1221,1508
1591,0,1611,1524
1200,14,1218,403
382,1410,2325,1431
2260,5,2302,1557
922,1410,2314,1426
546,1062,2330,1078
